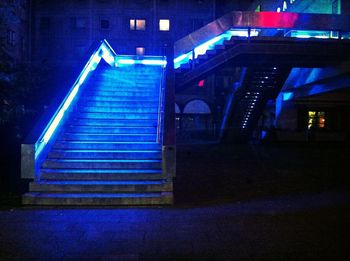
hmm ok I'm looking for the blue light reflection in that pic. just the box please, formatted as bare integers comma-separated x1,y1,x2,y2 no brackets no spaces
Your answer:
282,92,294,101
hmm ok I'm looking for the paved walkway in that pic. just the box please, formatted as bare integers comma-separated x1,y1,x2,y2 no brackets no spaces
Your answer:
1,143,349,260
1,190,349,260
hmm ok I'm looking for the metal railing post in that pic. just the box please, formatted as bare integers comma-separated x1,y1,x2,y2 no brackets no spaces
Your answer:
192,49,195,69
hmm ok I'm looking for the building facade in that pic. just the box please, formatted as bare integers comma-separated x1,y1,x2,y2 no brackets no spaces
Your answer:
26,0,350,143
0,0,29,68
30,0,253,65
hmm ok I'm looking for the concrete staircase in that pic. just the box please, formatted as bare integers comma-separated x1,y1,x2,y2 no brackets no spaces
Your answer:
23,63,173,205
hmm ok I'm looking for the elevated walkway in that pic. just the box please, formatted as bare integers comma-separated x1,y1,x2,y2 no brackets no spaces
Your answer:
174,11,350,141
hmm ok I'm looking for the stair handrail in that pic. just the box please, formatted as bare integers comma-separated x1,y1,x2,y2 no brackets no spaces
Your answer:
157,57,167,144
34,40,116,157
21,39,117,180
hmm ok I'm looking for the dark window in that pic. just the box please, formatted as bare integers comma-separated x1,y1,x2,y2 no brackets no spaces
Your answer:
7,30,15,46
39,17,50,31
100,19,110,29
71,17,88,29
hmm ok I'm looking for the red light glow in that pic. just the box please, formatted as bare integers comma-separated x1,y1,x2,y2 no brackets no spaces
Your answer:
254,12,299,28
198,79,205,87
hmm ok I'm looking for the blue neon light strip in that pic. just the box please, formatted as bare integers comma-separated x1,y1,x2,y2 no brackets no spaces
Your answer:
173,27,350,69
117,59,135,65
115,58,167,66
282,92,294,101
288,30,335,39
142,59,167,66
173,29,259,69
35,40,117,159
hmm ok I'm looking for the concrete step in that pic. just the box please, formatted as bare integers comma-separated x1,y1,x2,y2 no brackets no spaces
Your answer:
206,49,217,55
76,112,158,120
95,76,161,81
29,180,172,193
85,90,159,96
40,168,164,180
53,141,161,150
66,126,157,134
89,84,160,90
89,86,159,91
42,159,162,169
82,95,158,102
70,118,157,127
59,133,156,142
48,149,161,159
22,192,173,205
79,106,158,113
215,44,226,50
83,101,158,107
96,72,161,78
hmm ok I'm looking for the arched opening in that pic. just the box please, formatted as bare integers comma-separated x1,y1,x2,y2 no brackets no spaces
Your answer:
179,100,214,141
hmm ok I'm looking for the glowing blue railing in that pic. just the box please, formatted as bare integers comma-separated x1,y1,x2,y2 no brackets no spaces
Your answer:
35,39,117,160
174,27,350,70
284,29,349,39
157,63,167,144
174,29,259,69
115,55,167,67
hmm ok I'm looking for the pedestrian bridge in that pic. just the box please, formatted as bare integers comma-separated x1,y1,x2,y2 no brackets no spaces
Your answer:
174,11,350,141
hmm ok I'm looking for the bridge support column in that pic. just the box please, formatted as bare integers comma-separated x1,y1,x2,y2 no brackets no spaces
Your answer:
164,43,176,181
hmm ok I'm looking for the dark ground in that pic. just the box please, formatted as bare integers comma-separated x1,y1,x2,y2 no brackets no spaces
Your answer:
0,142,349,260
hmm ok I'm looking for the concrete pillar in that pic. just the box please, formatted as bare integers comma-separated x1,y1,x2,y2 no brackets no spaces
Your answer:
164,43,175,146
163,42,176,179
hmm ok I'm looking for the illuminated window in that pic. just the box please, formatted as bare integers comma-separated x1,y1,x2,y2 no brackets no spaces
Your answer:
308,111,326,129
100,19,110,29
159,19,170,31
136,47,145,56
130,19,146,30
